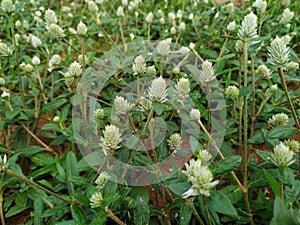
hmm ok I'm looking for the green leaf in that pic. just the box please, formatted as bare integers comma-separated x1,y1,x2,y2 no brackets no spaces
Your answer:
6,205,29,217
207,191,237,216
264,169,280,197
32,153,55,166
90,211,107,225
41,123,62,132
41,98,67,113
180,202,193,225
167,182,191,196
71,204,87,225
267,126,298,139
209,155,242,177
271,197,298,225
134,197,150,225
152,102,165,115
34,198,44,225
239,86,252,97
129,187,149,202
66,152,78,195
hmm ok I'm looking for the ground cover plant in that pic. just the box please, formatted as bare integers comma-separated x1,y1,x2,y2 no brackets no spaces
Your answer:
0,0,300,224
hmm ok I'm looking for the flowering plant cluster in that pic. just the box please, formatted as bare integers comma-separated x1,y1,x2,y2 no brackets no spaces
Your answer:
0,0,299,224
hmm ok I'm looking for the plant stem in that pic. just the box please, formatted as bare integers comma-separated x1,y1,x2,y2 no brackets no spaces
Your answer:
238,56,243,154
279,180,284,200
108,210,126,225
0,190,5,225
242,41,254,225
278,68,300,130
6,169,76,205
119,19,127,52
250,57,256,137
191,201,205,225
202,195,211,225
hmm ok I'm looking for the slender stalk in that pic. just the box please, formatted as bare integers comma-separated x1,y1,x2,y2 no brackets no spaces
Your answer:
6,169,76,205
250,57,256,136
214,37,229,70
278,68,300,130
238,56,243,154
121,108,154,180
242,42,254,225
147,23,151,41
202,195,211,225
81,36,86,68
197,119,245,191
9,16,26,110
279,181,284,200
108,210,126,225
119,19,127,52
0,190,5,225
191,201,205,225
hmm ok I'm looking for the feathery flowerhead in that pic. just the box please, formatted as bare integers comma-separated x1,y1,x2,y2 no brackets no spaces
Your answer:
90,192,103,208
147,65,156,74
268,113,289,127
138,97,152,112
0,43,13,56
256,65,272,80
44,9,58,26
227,21,237,31
281,0,290,7
94,108,104,119
284,139,300,152
88,1,98,14
225,85,239,100
116,6,124,17
182,159,218,197
253,0,267,15
68,61,82,77
95,171,111,190
0,78,5,86
157,39,171,57
148,76,168,103
237,12,258,41
286,61,299,71
267,36,290,67
48,54,61,71
270,84,278,92
175,77,190,102
32,56,41,66
190,109,200,121
271,142,295,167
30,35,42,48
197,150,212,165
132,55,146,75
199,60,215,83
1,91,10,99
0,154,8,172
113,96,133,115
1,0,15,14
145,12,153,23
168,133,183,151
280,8,294,24
100,124,122,155
48,24,65,38
77,21,88,36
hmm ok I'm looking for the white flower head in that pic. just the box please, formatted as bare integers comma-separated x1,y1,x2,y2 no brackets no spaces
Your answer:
168,12,176,24
90,192,103,208
147,65,156,74
168,133,183,151
280,8,294,24
53,116,60,123
116,6,124,17
170,26,176,34
237,12,258,41
227,21,237,31
189,42,195,50
132,55,146,75
32,56,41,66
256,65,272,80
182,159,218,198
270,84,278,92
68,61,82,77
190,109,200,121
0,78,5,85
77,21,88,36
200,60,215,83
253,0,267,15
95,171,111,190
178,46,190,55
157,40,171,57
267,36,290,67
94,108,104,119
88,1,98,13
286,61,299,71
100,124,122,155
271,142,295,167
1,0,15,14
175,77,190,102
225,85,239,100
48,54,61,71
44,9,58,26
48,24,65,38
197,150,212,164
138,96,152,112
179,22,186,31
284,139,300,152
0,43,13,56
0,154,8,172
268,113,289,127
30,35,42,48
145,12,153,23
113,96,133,115
1,91,10,98
148,76,168,103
